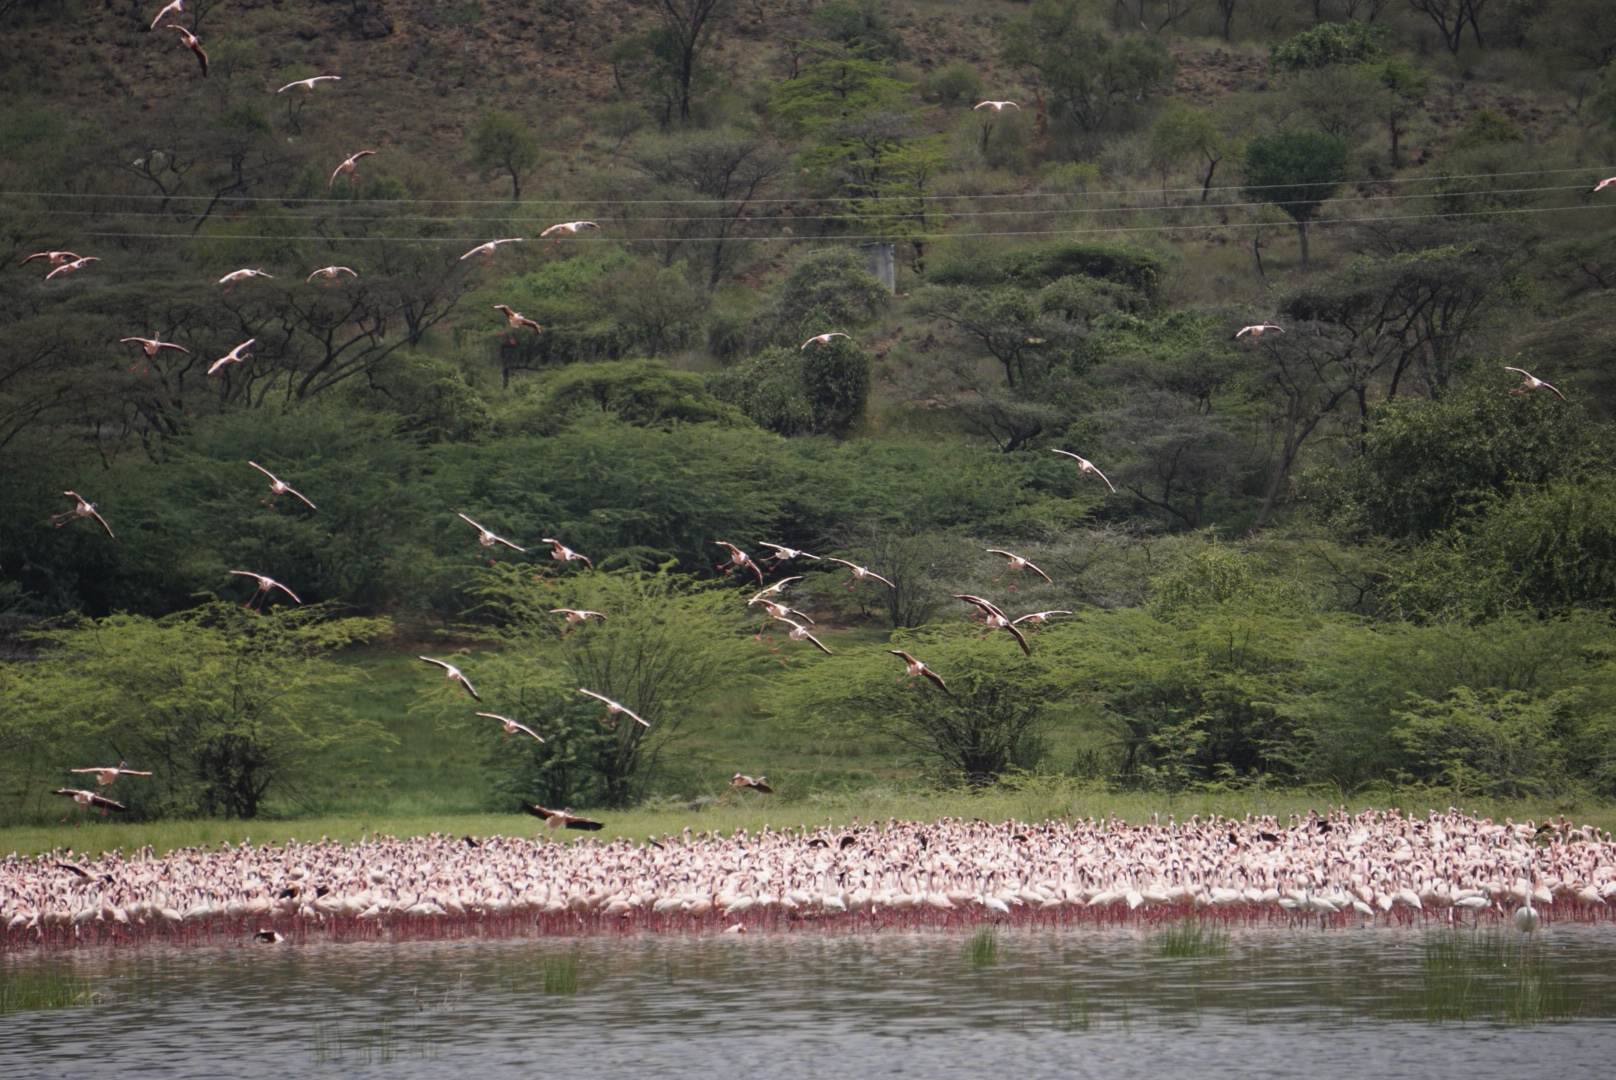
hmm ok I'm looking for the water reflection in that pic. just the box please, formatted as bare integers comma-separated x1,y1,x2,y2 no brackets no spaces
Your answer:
5,924,1616,1078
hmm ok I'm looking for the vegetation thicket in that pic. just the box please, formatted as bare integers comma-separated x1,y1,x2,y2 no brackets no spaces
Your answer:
4,0,1616,831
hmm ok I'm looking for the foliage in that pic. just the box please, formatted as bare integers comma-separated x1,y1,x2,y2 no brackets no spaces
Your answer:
770,247,891,341
533,359,744,429
927,240,1165,299
1,604,390,820
706,340,871,436
1000,2,1173,133
1241,131,1351,264
468,109,540,200
1271,19,1390,70
1394,687,1574,797
813,0,904,60
1149,107,1226,202
769,53,914,137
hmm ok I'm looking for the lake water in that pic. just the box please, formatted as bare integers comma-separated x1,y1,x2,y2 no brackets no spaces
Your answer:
6,923,1616,1079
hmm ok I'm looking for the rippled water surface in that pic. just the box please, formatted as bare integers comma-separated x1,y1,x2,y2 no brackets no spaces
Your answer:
6,924,1616,1079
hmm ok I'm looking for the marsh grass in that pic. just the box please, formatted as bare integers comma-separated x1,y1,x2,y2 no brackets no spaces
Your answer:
310,1016,439,1065
1150,920,1229,959
1422,930,1576,1024
967,925,999,967
542,952,579,994
0,967,104,1014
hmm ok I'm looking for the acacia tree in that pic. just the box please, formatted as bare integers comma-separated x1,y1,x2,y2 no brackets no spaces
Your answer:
647,0,730,122
1242,131,1349,267
633,133,785,288
469,109,541,201
1002,1,1173,134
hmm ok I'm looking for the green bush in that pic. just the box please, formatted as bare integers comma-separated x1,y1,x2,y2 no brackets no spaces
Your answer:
1271,20,1390,71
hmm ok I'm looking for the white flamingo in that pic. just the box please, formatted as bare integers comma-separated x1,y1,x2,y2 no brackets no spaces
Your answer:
730,774,773,794
477,712,545,743
1503,366,1566,401
458,512,525,552
825,558,895,589
758,542,819,565
207,338,255,375
20,250,80,266
249,462,316,509
493,304,542,332
218,269,271,294
579,688,649,729
52,492,116,541
748,576,802,603
53,788,128,821
801,333,851,350
44,257,99,280
120,335,190,358
69,762,153,787
328,150,377,187
1011,609,1072,627
459,238,523,261
229,570,301,612
1050,449,1116,493
1591,177,1616,194
542,538,593,570
278,75,341,95
985,548,1052,583
167,25,207,76
954,594,1031,656
751,597,813,625
419,656,482,701
539,221,600,248
973,100,1021,111
888,650,950,694
522,804,603,831
1234,323,1283,339
713,540,764,585
306,265,357,283
550,608,606,629
148,0,182,30
773,616,832,655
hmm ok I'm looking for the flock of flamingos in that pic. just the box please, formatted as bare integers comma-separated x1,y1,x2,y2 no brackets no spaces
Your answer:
9,1,1616,947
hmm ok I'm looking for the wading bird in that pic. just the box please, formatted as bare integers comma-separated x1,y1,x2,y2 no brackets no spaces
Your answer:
53,789,128,822
493,304,542,332
328,150,377,187
306,265,357,283
477,712,545,743
889,649,950,694
1234,324,1283,339
218,269,271,294
458,513,525,553
973,100,1020,111
542,538,593,570
550,608,606,631
148,0,181,29
758,542,819,565
825,558,895,590
954,594,1031,656
774,616,832,655
278,75,341,96
228,570,301,612
986,548,1052,583
801,332,851,350
167,25,207,76
52,492,116,541
730,774,773,794
1514,882,1541,933
523,804,604,831
69,762,152,788
748,576,802,603
1504,366,1567,401
419,656,482,701
249,461,316,509
20,250,80,266
459,238,523,261
579,688,649,729
538,221,600,248
1050,449,1116,493
713,540,765,585
44,256,99,280
120,335,189,358
207,338,255,375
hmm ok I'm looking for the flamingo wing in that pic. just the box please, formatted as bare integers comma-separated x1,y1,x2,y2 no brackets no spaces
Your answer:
285,486,317,510
1001,622,1032,657
493,534,526,552
1026,561,1053,583
804,631,833,655
921,668,951,695
268,580,301,604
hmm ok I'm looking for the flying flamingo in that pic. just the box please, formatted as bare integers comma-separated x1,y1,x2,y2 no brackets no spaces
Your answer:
1011,609,1072,629
542,538,593,570
120,335,189,358
218,268,271,294
493,304,542,332
167,25,208,76
52,492,116,541
523,804,604,831
730,774,773,794
773,616,832,655
889,650,950,694
52,789,128,823
419,656,482,701
249,461,316,509
973,100,1021,111
459,238,523,261
44,257,99,280
954,594,1031,656
1503,366,1566,401
751,597,813,625
1592,177,1616,194
713,540,764,585
278,75,341,96
1234,323,1283,339
579,688,649,729
985,548,1052,583
758,542,819,566
69,762,152,788
207,338,255,375
538,221,600,248
477,712,545,743
148,0,182,29
801,333,851,350
328,150,377,187
20,250,80,266
748,576,802,603
550,608,606,632
1050,449,1116,493
458,512,525,553
825,558,895,590
306,266,357,283
228,570,301,612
